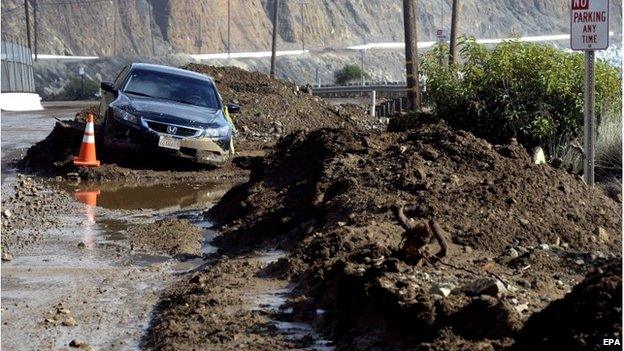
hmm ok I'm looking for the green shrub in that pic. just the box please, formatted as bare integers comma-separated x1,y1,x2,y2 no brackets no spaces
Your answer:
421,38,622,148
334,64,370,85
58,77,100,100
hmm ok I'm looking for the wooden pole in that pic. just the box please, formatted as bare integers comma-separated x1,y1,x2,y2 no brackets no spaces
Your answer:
270,0,279,78
227,0,231,58
24,0,32,52
402,0,420,109
149,3,155,55
449,0,459,65
33,0,38,61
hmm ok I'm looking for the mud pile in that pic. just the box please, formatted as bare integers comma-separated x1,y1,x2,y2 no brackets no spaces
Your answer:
207,121,621,349
514,261,621,351
184,64,375,141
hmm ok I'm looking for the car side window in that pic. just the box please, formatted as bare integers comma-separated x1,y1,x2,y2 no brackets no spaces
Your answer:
114,66,130,89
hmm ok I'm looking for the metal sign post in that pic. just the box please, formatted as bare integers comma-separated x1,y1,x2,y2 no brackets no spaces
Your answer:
570,0,609,186
583,50,595,185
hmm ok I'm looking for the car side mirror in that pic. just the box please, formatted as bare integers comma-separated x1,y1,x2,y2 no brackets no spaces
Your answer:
100,81,116,93
226,102,240,114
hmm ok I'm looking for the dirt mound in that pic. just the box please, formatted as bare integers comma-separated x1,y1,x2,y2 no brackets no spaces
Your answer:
514,261,622,351
211,121,620,254
16,121,85,176
126,219,202,257
208,121,621,348
184,64,376,139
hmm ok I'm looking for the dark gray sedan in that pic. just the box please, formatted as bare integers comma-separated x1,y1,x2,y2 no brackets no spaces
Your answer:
99,63,239,166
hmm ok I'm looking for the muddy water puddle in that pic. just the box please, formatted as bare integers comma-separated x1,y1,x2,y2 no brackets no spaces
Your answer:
61,181,232,211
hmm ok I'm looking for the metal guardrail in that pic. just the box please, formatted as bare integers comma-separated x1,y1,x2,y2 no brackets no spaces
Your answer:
312,83,408,94
1,35,36,93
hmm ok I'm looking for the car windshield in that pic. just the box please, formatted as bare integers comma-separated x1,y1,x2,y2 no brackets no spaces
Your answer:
123,69,220,109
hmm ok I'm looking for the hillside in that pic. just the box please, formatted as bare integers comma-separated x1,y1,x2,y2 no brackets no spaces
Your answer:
2,0,621,56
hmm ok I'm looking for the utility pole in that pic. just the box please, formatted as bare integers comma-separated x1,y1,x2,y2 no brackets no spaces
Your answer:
227,0,231,58
360,49,365,85
402,0,420,109
298,1,308,52
113,0,117,56
148,2,155,56
24,0,32,52
449,0,459,65
270,0,279,78
33,0,38,61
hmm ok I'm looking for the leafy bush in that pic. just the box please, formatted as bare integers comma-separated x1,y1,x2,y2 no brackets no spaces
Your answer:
334,64,370,85
58,77,100,100
421,38,622,148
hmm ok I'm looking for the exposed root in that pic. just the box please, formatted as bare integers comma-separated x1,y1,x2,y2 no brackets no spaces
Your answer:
395,205,449,265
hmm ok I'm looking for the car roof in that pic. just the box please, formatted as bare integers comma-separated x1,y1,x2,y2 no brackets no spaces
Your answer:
130,63,215,82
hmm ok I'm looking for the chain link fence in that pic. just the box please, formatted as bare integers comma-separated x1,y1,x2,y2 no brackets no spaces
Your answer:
1,34,36,93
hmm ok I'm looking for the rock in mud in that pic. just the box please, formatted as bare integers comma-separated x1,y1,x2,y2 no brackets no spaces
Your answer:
595,227,610,243
462,278,508,298
69,339,94,350
430,283,454,297
2,252,13,262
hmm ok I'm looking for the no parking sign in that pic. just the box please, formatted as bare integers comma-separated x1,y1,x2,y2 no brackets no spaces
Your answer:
570,0,609,50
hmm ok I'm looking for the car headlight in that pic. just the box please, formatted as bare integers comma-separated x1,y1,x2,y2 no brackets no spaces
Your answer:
113,107,140,124
203,125,230,138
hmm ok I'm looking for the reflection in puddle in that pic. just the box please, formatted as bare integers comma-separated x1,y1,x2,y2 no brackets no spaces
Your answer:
252,282,334,351
81,204,96,249
66,181,232,210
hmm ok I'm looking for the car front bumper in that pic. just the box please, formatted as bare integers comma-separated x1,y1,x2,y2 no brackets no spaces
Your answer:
105,116,233,166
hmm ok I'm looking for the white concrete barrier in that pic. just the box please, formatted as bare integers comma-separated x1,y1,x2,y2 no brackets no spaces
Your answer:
0,92,44,111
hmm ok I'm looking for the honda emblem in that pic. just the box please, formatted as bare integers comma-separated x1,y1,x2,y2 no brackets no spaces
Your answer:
167,126,177,135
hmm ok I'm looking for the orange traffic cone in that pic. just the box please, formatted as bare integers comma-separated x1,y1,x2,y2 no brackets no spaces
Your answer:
74,113,100,167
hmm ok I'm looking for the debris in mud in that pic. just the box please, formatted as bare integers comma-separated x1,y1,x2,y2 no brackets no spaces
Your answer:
74,105,101,125
126,218,203,257
205,121,620,349
69,339,94,350
44,302,77,327
1,251,13,262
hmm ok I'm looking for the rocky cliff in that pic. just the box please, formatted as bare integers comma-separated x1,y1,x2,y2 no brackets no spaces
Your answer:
2,0,621,56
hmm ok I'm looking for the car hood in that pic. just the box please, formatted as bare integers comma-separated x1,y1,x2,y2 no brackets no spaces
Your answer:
114,93,224,127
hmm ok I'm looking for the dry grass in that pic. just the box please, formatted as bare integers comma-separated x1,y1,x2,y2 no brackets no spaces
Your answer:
548,110,622,197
